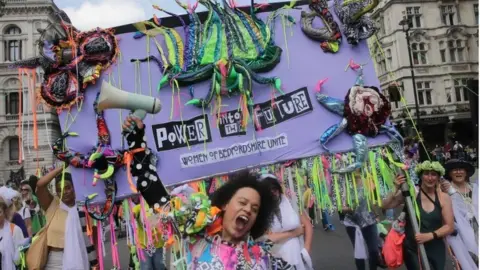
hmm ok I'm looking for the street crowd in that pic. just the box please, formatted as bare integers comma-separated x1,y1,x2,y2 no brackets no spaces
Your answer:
0,116,477,270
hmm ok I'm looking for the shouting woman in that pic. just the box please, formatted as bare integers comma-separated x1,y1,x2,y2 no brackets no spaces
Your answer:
122,115,295,269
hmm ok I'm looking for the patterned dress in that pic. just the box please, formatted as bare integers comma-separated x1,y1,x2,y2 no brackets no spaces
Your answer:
187,237,295,270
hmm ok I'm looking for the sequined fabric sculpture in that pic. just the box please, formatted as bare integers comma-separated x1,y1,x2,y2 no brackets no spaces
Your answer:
316,65,402,173
52,93,124,220
9,10,119,111
131,0,287,125
333,0,379,45
300,0,342,53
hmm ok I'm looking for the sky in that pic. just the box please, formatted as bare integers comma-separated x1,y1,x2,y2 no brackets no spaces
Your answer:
54,0,283,31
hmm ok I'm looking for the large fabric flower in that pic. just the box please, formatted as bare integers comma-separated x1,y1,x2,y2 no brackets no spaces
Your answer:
344,85,391,137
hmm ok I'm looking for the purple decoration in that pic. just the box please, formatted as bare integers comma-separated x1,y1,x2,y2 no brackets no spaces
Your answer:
58,8,390,202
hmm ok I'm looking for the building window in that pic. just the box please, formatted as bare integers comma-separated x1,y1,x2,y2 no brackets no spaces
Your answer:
444,79,452,103
474,4,478,25
406,7,422,28
386,49,392,70
5,92,21,115
448,39,465,62
376,53,386,75
439,41,446,63
8,137,19,161
376,17,385,35
411,42,428,65
3,26,22,62
453,78,470,102
416,81,433,106
441,5,456,26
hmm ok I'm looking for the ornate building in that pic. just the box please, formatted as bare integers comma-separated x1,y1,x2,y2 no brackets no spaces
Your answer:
369,0,478,146
0,0,62,185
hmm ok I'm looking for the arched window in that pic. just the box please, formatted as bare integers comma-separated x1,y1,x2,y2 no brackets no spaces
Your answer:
8,137,19,161
3,26,22,62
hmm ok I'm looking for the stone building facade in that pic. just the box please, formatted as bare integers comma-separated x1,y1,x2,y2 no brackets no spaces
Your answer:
0,0,62,184
369,0,478,146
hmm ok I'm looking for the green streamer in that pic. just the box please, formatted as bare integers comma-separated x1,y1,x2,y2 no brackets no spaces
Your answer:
378,157,394,192
311,158,322,212
295,167,304,210
348,153,359,205
317,158,332,211
344,166,352,208
369,151,382,207
362,164,372,212
331,157,342,211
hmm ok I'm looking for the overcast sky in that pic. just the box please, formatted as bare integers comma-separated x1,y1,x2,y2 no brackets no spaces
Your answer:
54,0,285,31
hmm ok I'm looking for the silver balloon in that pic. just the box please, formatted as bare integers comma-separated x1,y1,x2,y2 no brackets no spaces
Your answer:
316,93,344,116
320,118,348,152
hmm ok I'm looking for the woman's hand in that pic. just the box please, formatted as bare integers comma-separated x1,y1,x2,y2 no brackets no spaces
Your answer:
394,174,406,191
293,225,304,237
122,115,144,131
440,180,452,194
415,233,433,244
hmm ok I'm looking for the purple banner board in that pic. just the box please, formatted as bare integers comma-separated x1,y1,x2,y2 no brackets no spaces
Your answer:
59,7,390,201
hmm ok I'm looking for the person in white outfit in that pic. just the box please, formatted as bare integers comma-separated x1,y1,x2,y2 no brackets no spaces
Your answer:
0,200,24,269
440,159,478,268
260,174,314,270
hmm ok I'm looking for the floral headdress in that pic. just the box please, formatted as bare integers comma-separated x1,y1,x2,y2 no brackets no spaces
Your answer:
414,160,445,176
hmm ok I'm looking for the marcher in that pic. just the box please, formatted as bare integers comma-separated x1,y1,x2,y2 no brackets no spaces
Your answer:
12,194,32,236
131,196,166,270
0,201,24,269
122,115,295,269
383,161,454,269
261,173,313,270
0,187,29,238
440,159,478,268
35,166,98,269
19,180,44,235
341,170,380,270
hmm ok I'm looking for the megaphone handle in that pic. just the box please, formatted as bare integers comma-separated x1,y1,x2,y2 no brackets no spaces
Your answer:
132,109,147,120
124,109,147,133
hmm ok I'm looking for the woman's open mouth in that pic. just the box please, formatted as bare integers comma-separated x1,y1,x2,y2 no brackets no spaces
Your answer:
235,215,249,231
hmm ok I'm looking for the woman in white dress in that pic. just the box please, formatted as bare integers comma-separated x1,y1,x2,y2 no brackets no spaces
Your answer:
260,174,314,270
440,159,478,268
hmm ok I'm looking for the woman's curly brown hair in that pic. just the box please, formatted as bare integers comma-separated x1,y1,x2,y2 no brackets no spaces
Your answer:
210,170,279,240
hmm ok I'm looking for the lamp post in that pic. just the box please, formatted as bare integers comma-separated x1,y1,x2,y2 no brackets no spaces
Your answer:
399,18,422,131
398,19,431,270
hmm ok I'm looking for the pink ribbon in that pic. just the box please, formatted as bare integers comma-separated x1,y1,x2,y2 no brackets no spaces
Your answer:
109,214,120,268
321,156,332,189
140,198,155,246
96,224,104,270
315,78,328,92
128,199,145,262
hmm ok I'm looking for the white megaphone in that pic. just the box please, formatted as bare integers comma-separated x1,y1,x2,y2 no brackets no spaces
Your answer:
97,81,161,131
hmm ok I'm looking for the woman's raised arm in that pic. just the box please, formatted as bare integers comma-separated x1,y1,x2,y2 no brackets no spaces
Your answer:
36,166,63,211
